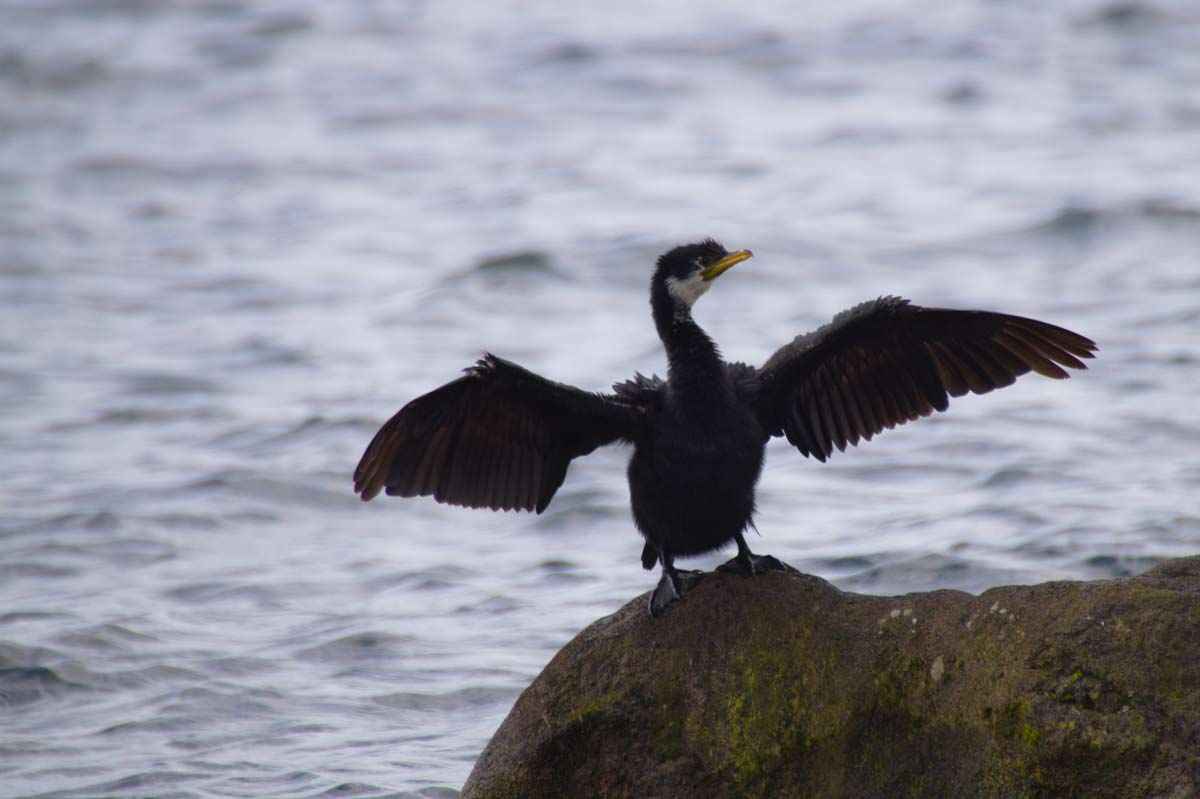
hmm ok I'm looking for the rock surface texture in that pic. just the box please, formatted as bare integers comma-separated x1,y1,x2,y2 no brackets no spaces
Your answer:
462,558,1200,799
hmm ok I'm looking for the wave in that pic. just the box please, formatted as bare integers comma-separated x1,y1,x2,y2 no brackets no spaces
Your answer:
1026,198,1200,238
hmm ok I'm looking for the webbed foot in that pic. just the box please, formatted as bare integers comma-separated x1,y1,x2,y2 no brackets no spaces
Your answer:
717,551,791,576
648,569,705,616
718,533,795,577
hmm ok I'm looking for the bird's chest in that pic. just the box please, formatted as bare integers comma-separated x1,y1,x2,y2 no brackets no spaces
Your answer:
637,401,764,492
627,402,764,550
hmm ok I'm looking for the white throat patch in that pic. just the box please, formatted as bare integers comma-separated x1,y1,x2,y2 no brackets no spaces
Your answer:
664,272,710,308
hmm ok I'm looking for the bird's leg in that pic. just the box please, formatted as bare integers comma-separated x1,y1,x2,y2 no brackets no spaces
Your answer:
648,547,705,616
717,532,791,577
640,541,658,570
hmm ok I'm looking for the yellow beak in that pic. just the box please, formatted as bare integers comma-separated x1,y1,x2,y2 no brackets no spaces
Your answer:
701,249,753,282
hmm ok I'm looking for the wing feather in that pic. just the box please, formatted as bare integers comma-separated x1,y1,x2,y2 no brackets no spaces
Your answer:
927,341,969,398
945,340,995,393
355,354,647,512
805,388,829,460
817,371,844,452
871,356,905,425
958,339,1013,389
847,365,879,440
749,297,1096,462
834,373,863,447
994,331,1067,379
858,361,890,435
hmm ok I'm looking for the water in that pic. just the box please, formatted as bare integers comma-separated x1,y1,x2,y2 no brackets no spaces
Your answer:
2,0,1199,795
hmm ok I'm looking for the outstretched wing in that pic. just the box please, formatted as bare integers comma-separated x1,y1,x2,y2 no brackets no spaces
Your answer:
354,354,646,512
750,296,1097,462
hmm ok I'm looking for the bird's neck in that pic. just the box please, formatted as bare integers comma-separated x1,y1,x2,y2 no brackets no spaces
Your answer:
653,293,724,393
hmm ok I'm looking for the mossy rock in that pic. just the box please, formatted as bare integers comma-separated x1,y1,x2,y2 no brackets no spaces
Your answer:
463,557,1200,799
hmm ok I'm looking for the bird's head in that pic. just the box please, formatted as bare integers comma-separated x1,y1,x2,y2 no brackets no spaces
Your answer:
652,239,753,310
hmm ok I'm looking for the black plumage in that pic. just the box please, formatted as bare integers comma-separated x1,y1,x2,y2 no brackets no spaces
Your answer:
354,240,1097,615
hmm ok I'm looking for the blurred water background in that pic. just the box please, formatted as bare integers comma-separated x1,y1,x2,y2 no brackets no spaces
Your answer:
2,0,1199,795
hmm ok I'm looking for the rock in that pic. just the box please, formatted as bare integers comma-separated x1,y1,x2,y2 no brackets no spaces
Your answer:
462,557,1200,799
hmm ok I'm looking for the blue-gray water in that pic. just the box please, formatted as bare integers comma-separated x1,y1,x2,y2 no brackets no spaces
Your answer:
2,0,1199,795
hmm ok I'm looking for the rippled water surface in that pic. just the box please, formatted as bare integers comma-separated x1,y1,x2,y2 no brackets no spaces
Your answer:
3,0,1199,795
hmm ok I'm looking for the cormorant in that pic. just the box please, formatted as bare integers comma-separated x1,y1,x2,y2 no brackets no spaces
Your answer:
354,240,1096,615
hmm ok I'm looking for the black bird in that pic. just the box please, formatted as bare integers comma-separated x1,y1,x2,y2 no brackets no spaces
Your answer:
354,240,1096,615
